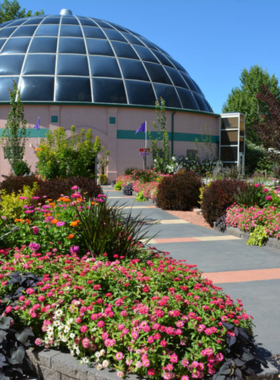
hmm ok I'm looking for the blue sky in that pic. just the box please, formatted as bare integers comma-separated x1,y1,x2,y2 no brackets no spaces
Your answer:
19,0,280,113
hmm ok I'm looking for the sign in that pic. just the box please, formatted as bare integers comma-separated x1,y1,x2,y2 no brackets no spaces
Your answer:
139,148,150,156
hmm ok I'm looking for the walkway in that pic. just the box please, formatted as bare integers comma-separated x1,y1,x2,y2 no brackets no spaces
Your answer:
103,186,280,359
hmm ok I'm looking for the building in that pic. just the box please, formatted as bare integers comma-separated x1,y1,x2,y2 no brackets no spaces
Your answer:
0,9,233,181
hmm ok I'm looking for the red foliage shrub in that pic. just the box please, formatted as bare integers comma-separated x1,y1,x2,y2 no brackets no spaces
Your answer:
0,175,41,194
34,177,102,203
201,179,248,227
157,170,201,211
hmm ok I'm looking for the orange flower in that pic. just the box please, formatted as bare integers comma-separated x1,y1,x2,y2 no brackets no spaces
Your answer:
14,218,21,223
34,147,40,152
47,199,53,202
57,197,64,202
67,234,75,239
49,202,55,208
25,219,30,225
91,202,96,205
76,198,83,202
63,197,70,202
51,219,59,224
70,220,80,227
44,212,51,217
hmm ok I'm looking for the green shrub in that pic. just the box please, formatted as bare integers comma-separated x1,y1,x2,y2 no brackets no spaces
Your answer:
157,170,201,210
114,181,123,190
247,225,268,246
0,183,39,222
34,177,102,203
135,190,146,202
201,179,248,226
98,174,107,185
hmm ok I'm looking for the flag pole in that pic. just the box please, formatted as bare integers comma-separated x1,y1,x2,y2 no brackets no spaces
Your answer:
144,121,147,170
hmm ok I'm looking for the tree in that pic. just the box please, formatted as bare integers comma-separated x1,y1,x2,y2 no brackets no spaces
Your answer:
254,85,280,165
222,65,280,143
0,0,43,23
0,79,30,175
149,97,170,173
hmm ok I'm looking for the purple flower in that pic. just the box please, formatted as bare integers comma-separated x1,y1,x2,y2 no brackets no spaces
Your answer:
71,186,78,190
70,245,80,254
56,221,65,227
29,242,41,251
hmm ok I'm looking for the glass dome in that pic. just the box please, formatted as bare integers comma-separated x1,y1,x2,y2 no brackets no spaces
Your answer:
0,11,213,112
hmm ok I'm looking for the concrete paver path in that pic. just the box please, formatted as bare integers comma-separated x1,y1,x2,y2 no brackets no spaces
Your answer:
104,186,280,358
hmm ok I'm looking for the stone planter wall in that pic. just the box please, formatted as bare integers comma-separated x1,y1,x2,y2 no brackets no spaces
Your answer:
26,348,279,380
213,225,280,250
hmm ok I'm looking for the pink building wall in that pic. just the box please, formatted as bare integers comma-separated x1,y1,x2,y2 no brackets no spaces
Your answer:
0,104,220,183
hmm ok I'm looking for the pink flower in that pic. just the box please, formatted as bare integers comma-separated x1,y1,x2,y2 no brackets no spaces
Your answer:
82,338,90,348
97,321,105,328
181,358,189,367
5,306,12,313
147,336,154,344
266,195,272,201
148,368,155,376
116,352,123,361
170,354,178,363
35,338,42,346
38,295,45,302
75,317,81,324
160,340,167,347
181,376,189,380
136,361,142,368
71,185,78,190
254,183,260,187
80,325,88,333
117,371,124,378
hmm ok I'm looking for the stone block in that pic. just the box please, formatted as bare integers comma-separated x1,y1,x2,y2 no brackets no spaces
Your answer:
36,365,61,380
27,348,61,368
51,352,88,380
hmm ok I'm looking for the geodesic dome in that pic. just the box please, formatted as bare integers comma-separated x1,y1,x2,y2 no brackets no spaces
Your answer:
0,9,213,112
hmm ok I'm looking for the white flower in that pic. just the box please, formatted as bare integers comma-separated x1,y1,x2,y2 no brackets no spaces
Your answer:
73,343,78,349
95,352,101,358
46,326,53,333
102,360,109,368
80,357,89,364
70,350,75,355
76,348,80,355
53,320,60,327
100,349,105,356
96,364,103,371
67,318,73,325
61,335,67,342
64,326,70,333
92,327,96,332
47,333,54,339
54,309,63,317
70,333,75,339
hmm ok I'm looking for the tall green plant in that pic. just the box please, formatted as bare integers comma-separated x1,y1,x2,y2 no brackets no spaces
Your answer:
0,80,30,175
149,97,170,173
35,126,102,180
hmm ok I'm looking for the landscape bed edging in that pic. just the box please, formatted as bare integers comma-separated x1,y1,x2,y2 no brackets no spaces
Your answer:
26,348,279,380
213,225,280,250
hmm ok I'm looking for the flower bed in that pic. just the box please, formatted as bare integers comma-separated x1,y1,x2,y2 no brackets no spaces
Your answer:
0,187,257,380
1,247,255,380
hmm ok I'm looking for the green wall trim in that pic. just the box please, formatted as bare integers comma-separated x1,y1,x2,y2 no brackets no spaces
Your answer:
109,116,116,124
117,130,219,143
0,128,49,138
0,101,220,117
